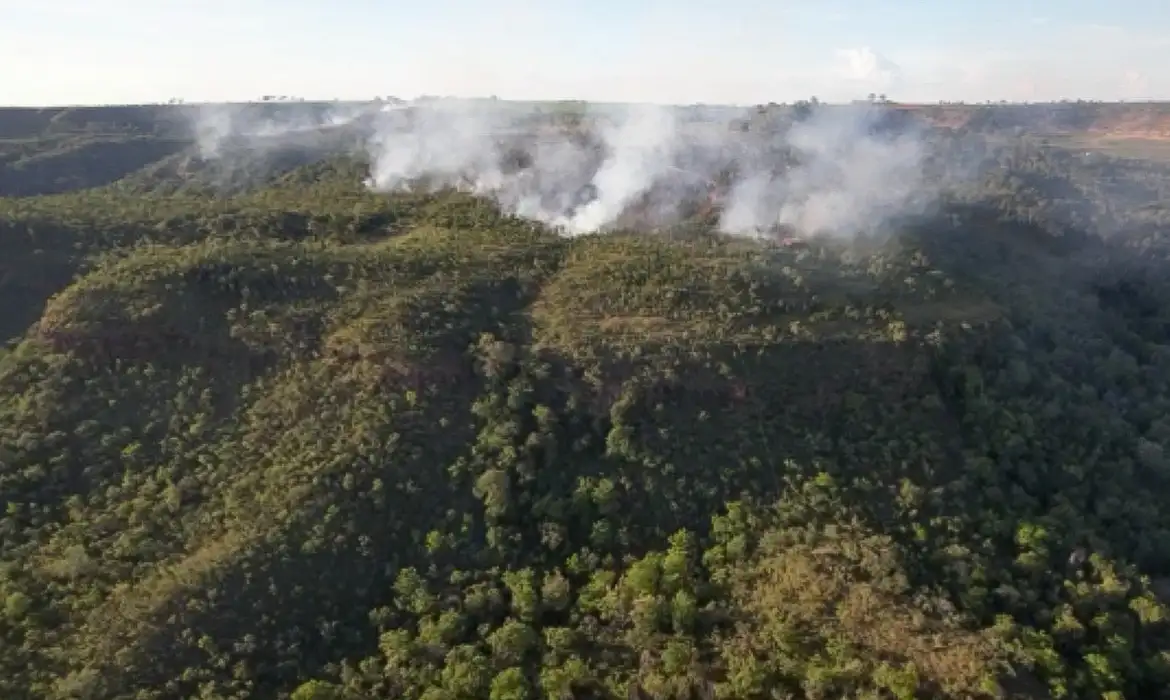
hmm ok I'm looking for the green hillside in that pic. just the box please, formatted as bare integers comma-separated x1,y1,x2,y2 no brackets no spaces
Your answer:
4,103,1170,700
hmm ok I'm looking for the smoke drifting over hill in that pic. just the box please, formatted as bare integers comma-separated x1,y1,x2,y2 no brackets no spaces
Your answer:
190,99,946,237
191,102,369,159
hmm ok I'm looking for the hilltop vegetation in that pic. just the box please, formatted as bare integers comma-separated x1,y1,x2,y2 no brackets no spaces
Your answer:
5,101,1170,700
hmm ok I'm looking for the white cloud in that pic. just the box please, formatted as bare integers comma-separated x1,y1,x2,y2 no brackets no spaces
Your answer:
1121,70,1151,98
835,47,902,93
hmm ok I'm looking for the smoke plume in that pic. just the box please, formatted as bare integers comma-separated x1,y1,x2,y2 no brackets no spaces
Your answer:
726,107,933,236
193,97,947,238
362,99,939,237
189,101,374,159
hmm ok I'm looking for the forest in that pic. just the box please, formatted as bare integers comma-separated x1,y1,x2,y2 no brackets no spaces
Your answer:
4,100,1170,699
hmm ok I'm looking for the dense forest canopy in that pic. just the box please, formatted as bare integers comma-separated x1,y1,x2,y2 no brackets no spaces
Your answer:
5,99,1170,699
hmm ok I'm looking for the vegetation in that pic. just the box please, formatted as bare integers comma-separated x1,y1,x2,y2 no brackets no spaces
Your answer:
4,101,1170,699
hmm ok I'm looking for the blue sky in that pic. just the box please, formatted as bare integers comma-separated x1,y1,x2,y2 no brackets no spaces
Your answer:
2,0,1169,105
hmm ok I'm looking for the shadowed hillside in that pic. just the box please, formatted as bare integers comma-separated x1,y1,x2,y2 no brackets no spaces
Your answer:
4,100,1170,700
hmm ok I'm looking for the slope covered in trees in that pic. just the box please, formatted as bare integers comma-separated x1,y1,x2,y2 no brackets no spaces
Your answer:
4,102,1170,700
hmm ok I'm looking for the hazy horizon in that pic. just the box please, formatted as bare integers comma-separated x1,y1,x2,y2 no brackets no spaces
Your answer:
9,96,1170,110
3,0,1169,107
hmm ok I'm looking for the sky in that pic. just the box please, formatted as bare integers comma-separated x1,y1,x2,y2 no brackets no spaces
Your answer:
2,0,1169,106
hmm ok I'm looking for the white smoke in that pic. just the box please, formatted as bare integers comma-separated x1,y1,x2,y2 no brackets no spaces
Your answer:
363,100,648,235
364,100,938,237
364,100,514,197
556,105,680,233
724,107,933,236
190,101,374,159
194,97,945,238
